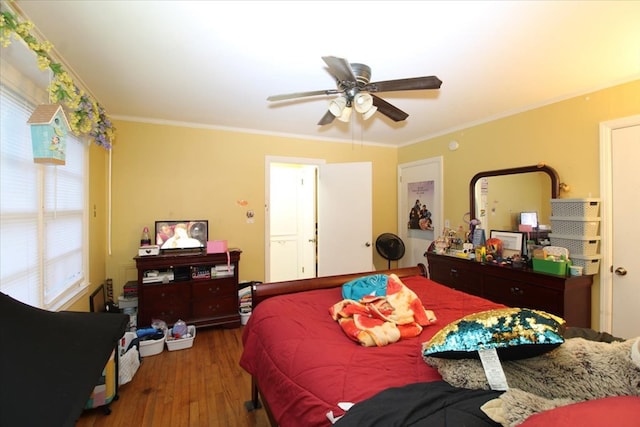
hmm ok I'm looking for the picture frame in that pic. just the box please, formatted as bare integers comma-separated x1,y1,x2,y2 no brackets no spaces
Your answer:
490,230,525,257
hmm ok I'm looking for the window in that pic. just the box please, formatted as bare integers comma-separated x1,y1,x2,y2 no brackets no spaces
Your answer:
0,85,89,310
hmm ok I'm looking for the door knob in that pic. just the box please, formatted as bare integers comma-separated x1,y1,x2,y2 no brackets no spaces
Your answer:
365,242,371,247
614,267,628,276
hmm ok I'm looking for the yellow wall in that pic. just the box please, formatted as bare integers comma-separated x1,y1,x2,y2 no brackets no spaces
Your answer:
66,143,110,311
104,124,398,298
400,80,639,221
74,80,638,324
399,79,640,326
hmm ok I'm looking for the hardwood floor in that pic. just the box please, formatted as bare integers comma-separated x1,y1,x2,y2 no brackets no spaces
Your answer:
77,326,270,427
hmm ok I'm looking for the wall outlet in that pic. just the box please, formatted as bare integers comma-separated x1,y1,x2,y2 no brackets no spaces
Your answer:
444,219,450,228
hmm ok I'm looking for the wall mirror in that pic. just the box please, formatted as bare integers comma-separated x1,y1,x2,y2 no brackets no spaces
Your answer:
469,165,560,232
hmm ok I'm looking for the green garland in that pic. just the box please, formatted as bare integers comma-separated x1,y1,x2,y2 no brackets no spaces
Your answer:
1,9,114,149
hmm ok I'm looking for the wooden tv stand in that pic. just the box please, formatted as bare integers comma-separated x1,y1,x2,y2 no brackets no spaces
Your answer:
425,252,592,328
134,250,241,329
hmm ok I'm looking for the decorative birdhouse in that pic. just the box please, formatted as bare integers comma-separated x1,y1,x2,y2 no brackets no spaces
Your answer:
27,104,70,165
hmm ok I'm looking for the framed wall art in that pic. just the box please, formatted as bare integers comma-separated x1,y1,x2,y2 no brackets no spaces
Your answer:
489,230,525,257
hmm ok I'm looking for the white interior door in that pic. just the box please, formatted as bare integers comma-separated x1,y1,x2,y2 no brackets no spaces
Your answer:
268,162,317,282
318,162,373,276
611,124,640,338
398,157,443,268
600,115,640,338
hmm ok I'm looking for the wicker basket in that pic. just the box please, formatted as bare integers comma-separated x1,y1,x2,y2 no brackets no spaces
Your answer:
570,255,601,275
549,234,600,256
550,216,600,237
551,198,600,217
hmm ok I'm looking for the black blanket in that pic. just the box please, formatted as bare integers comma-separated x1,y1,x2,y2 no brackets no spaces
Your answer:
0,292,128,427
334,381,503,427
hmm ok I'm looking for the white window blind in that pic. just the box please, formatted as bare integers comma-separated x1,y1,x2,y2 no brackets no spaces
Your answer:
0,85,88,309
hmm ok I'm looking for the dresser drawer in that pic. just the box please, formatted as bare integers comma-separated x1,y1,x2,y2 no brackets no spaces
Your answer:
428,256,481,295
140,284,190,325
191,295,237,318
482,275,562,315
191,278,235,299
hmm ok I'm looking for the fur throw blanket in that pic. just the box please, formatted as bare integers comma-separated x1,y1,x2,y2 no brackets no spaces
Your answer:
425,337,640,426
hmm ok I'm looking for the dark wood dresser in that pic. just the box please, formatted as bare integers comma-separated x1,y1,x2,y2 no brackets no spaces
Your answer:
134,250,241,328
426,252,592,328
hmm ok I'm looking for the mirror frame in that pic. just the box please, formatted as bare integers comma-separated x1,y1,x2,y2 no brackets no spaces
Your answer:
469,164,560,220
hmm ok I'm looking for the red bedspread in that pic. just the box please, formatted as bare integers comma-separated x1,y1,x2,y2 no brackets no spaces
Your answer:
240,275,503,427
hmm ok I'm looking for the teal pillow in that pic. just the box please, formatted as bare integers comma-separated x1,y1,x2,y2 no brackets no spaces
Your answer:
422,308,565,360
341,274,388,300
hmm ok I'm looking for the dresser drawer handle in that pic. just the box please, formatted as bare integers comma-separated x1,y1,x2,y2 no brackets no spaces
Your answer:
510,287,524,295
208,286,221,293
449,268,458,276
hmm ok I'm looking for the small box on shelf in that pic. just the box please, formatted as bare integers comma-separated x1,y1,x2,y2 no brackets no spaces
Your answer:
138,245,160,257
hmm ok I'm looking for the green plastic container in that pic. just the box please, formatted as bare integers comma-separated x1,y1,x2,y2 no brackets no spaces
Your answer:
532,258,569,276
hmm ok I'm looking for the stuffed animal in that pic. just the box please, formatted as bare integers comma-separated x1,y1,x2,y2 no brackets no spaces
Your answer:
424,337,640,426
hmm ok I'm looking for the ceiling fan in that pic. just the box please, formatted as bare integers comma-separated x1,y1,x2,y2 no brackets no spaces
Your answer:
267,56,442,125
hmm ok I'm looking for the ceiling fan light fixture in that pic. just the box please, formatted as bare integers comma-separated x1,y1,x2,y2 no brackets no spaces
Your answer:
329,96,347,117
353,92,374,114
337,106,352,122
362,105,378,120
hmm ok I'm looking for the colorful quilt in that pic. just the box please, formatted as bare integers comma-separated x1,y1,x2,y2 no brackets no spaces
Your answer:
329,274,437,346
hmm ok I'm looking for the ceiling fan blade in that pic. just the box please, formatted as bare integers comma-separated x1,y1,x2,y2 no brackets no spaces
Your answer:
267,89,340,102
364,76,442,93
317,110,335,126
371,95,409,122
322,56,357,84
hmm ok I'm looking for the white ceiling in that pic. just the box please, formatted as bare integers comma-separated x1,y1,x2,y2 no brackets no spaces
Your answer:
8,0,640,146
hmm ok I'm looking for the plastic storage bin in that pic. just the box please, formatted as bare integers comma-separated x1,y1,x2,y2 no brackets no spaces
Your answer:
570,255,601,276
166,325,196,351
139,330,166,357
549,234,600,256
532,258,569,276
240,310,251,325
550,198,600,217
550,217,600,237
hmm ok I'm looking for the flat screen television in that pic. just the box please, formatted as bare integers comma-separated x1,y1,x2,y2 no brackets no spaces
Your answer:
520,212,538,228
155,220,208,251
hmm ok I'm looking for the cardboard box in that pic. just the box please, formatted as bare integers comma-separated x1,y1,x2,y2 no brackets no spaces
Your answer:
207,240,228,254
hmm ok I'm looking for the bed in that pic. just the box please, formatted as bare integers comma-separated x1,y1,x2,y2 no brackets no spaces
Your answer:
239,264,640,427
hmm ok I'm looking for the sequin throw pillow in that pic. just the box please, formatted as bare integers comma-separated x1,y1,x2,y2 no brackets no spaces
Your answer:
422,308,565,361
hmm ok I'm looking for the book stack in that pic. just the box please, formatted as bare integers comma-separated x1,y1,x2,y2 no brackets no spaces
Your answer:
238,282,252,314
211,264,235,278
123,281,139,298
